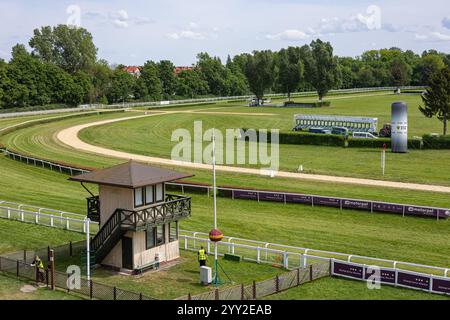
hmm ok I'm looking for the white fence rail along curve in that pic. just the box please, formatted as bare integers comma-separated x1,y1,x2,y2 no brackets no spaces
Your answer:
179,230,450,278
0,200,98,234
2,148,448,220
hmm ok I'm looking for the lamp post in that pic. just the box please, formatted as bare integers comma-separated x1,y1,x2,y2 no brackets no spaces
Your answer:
209,128,224,287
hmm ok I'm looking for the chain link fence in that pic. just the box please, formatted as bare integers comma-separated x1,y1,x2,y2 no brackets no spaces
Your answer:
0,242,157,300
177,262,330,300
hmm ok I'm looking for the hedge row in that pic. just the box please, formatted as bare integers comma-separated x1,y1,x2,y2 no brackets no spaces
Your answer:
242,129,424,149
284,101,331,108
423,134,450,149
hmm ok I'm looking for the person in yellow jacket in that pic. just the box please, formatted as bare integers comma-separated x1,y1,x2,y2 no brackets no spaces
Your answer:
31,255,45,283
198,246,208,267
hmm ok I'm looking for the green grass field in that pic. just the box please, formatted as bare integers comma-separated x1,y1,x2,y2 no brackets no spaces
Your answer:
1,157,450,270
0,273,82,300
78,107,450,186
0,92,449,300
1,102,449,208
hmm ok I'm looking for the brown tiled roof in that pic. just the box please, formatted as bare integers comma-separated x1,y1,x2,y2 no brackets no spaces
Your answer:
69,160,194,188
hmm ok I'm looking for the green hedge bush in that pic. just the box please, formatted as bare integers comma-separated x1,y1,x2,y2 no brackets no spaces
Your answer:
422,134,450,149
284,101,331,108
243,129,423,149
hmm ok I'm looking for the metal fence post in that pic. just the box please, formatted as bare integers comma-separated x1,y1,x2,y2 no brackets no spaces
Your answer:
69,241,73,257
23,250,26,263
90,279,93,299
297,268,300,286
113,287,117,300
309,264,313,281
241,284,245,300
49,249,55,291
16,260,19,277
252,280,256,300
215,288,219,300
275,275,280,293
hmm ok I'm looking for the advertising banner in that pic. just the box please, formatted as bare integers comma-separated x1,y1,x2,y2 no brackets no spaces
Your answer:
258,192,285,202
364,267,396,284
397,272,430,290
313,196,341,208
432,278,450,295
373,202,404,214
285,194,313,204
342,199,371,211
332,262,363,279
233,190,258,200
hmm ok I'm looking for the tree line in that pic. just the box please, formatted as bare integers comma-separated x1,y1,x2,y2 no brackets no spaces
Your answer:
0,24,449,110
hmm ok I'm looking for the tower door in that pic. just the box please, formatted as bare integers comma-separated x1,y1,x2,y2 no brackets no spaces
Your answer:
121,237,133,270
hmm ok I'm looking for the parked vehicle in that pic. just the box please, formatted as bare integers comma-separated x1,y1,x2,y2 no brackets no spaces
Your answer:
379,123,391,137
352,132,378,139
309,127,332,134
331,126,349,136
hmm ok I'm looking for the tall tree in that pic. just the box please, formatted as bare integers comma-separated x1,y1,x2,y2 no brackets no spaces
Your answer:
136,61,162,101
157,60,176,99
243,50,275,104
420,67,450,135
0,59,7,108
307,39,341,101
390,57,412,87
197,53,228,96
278,47,304,101
29,24,97,74
106,69,136,104
175,69,209,98
414,54,445,85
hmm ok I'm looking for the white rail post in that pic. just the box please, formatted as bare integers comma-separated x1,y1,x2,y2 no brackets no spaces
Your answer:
445,269,449,278
19,205,24,221
283,252,288,269
303,249,309,268
257,247,261,263
7,209,10,219
66,217,70,230
86,218,91,282
50,215,54,227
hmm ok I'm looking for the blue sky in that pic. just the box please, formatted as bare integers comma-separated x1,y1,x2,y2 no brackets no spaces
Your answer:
0,0,449,65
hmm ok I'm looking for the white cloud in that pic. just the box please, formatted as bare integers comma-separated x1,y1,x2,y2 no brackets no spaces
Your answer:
111,9,129,28
113,19,129,28
431,31,450,41
415,31,450,41
167,22,218,40
266,29,309,41
167,30,206,40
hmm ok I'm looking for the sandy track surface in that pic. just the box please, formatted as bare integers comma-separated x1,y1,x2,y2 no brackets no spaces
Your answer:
56,112,450,194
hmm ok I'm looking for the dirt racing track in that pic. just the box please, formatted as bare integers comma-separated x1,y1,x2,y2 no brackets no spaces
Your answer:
56,110,450,194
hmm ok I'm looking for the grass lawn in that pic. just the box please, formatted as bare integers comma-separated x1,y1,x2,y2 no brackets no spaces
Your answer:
0,219,83,255
0,158,449,270
0,109,449,208
0,273,82,300
58,250,286,300
78,108,450,186
265,276,450,300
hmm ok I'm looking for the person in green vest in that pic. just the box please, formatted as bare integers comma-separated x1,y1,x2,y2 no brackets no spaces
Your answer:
31,255,45,283
198,246,208,267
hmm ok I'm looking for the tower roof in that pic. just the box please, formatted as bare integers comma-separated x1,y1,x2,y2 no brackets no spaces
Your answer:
69,160,194,188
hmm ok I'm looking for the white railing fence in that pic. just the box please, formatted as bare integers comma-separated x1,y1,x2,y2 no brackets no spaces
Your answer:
179,230,450,278
0,199,447,282
0,201,98,234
